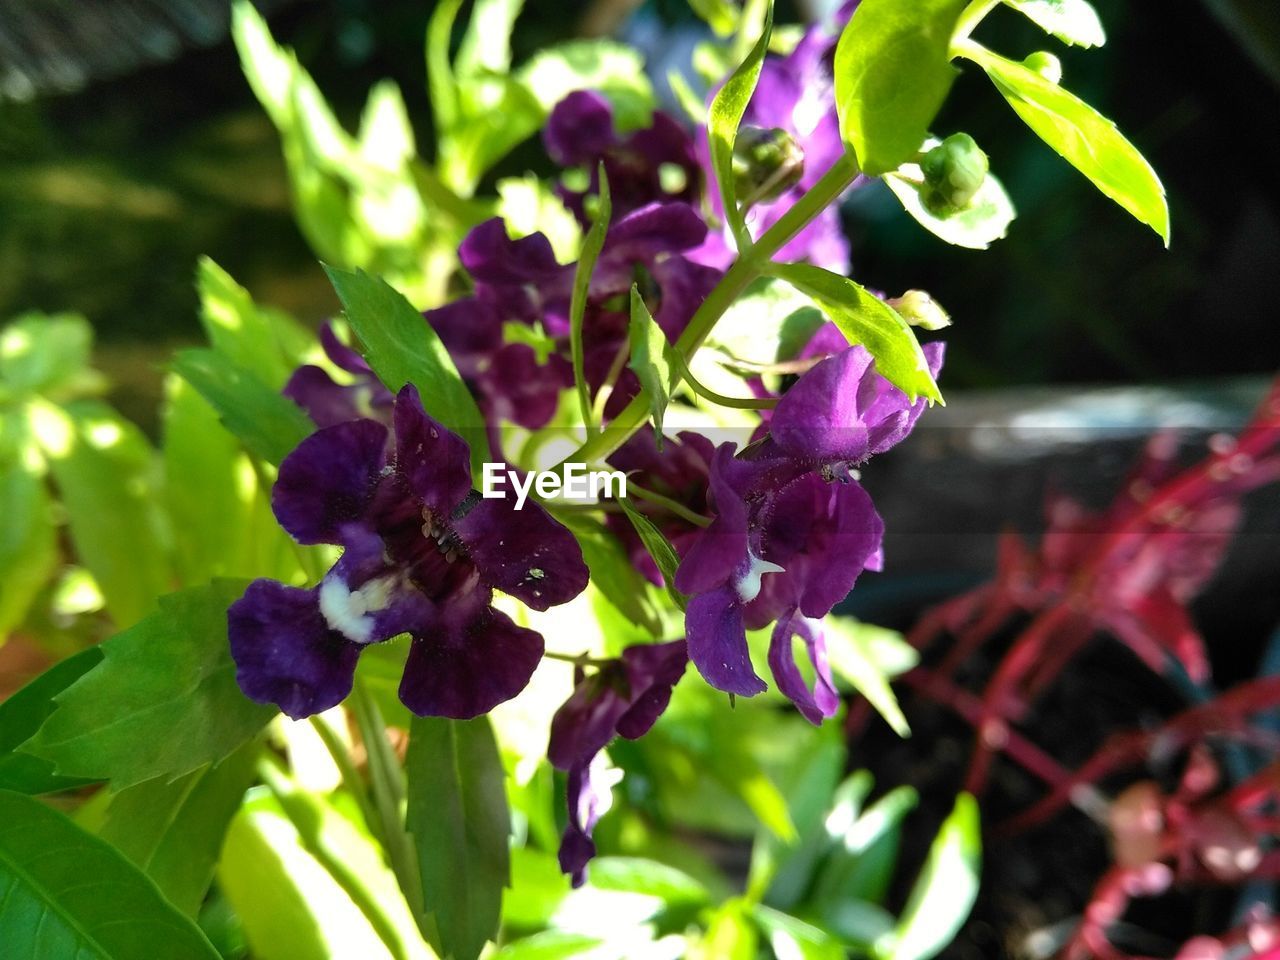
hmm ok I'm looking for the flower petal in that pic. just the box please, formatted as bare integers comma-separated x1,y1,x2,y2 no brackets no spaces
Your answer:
544,90,616,167
558,753,618,887
789,479,885,618
768,609,839,725
685,586,767,697
674,444,752,595
452,495,589,610
459,218,568,287
616,640,688,738
393,384,474,517
271,419,389,545
398,599,544,718
228,579,361,719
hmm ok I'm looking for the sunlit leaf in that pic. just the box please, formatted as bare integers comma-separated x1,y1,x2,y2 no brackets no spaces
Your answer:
708,3,773,244
1004,0,1106,47
884,143,1016,249
963,45,1169,244
770,263,941,403
173,348,315,466
627,285,675,445
887,793,981,960
833,0,970,175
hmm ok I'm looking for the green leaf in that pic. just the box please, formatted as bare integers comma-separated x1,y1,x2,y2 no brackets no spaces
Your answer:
217,788,409,960
691,898,757,960
23,581,277,790
492,932,602,960
0,647,103,793
563,516,663,638
753,905,844,960
770,263,941,403
618,497,685,608
964,45,1169,244
324,266,488,463
588,857,711,909
0,789,222,958
689,0,740,36
627,285,675,443
0,423,57,640
884,142,1016,249
824,617,914,737
705,276,827,376
0,312,102,399
708,2,774,244
196,258,311,388
886,794,981,960
749,721,844,904
570,174,612,431
833,0,969,175
173,348,315,466
259,772,436,960
1004,0,1106,47
27,398,171,627
406,716,510,960
812,785,918,908
456,0,524,77
515,41,655,132
98,742,260,916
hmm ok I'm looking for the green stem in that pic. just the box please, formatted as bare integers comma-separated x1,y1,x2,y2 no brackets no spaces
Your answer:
627,483,713,528
308,713,380,841
556,151,861,467
570,169,613,438
349,682,436,951
952,0,1001,47
671,351,778,411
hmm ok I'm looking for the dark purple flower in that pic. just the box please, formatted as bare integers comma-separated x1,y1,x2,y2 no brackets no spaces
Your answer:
229,385,589,720
548,640,688,884
284,323,394,428
544,91,702,222
673,342,941,720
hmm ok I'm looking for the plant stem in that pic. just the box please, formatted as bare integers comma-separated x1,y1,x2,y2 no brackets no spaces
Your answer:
627,482,713,527
671,351,779,411
951,0,1001,49
349,682,436,951
556,151,862,468
309,712,381,840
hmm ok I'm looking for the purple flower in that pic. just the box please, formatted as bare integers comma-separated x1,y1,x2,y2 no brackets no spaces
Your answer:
229,385,589,720
284,323,394,428
548,640,688,884
544,91,702,222
442,204,720,425
692,5,862,273
674,342,942,721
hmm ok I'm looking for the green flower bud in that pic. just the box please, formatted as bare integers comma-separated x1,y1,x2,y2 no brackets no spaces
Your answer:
920,133,989,213
1023,50,1063,85
888,290,951,331
733,126,805,205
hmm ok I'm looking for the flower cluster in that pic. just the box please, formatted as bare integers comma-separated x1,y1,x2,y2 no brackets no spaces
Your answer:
228,3,945,887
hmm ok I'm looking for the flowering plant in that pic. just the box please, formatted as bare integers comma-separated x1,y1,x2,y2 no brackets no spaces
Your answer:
0,0,1170,957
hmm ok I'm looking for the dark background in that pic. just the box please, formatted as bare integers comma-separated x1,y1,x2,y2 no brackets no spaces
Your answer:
1,0,1277,398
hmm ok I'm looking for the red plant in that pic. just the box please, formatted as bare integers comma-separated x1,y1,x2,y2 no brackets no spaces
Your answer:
862,376,1280,958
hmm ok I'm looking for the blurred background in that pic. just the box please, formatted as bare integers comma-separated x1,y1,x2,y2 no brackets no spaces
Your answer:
3,0,1278,664
2,0,1278,410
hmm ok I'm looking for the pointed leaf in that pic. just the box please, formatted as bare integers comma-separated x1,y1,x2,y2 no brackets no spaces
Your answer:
23,581,276,790
770,263,941,403
964,45,1169,244
0,789,221,959
406,716,510,960
627,286,675,444
618,496,686,609
1004,0,1106,48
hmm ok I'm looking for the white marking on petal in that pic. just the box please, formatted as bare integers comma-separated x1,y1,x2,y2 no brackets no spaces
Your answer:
319,574,399,644
735,553,785,603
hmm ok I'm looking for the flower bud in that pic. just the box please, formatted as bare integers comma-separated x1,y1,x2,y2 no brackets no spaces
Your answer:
888,290,951,330
1024,50,1063,84
733,126,805,204
920,133,989,213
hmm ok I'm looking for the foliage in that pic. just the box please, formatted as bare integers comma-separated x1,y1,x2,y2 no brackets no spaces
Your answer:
0,0,1176,957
